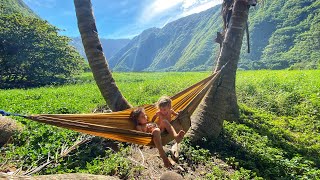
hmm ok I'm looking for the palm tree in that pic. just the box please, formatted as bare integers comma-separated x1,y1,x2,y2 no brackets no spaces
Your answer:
74,0,131,111
189,0,251,142
74,0,253,142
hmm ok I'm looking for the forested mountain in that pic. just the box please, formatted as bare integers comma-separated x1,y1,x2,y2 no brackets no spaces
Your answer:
1,0,318,73
0,0,36,17
110,0,319,71
110,5,221,72
70,37,130,60
0,0,84,88
241,0,320,70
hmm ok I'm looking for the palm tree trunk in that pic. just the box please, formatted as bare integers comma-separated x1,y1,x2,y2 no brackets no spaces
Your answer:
74,0,131,111
189,0,249,142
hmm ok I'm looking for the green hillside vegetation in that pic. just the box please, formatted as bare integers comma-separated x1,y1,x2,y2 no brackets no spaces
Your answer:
0,0,36,17
110,6,221,72
0,0,85,88
241,0,320,70
0,70,319,179
110,0,319,72
0,14,84,88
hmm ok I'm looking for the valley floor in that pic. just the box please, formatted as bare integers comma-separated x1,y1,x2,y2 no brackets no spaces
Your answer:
0,70,319,179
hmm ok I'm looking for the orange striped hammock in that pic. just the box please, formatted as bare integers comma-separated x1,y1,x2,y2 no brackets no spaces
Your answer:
26,71,222,146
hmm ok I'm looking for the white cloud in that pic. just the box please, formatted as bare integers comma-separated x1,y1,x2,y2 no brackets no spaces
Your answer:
150,0,184,14
139,0,183,23
180,0,220,17
182,0,198,9
139,0,221,24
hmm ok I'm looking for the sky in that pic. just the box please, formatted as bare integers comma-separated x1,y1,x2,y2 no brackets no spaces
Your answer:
23,0,221,39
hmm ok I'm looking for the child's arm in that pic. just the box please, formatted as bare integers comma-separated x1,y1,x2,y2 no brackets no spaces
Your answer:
171,109,179,116
136,125,143,132
151,112,159,122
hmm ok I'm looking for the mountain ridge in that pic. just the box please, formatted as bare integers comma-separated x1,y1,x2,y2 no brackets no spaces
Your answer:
110,5,221,71
110,0,319,71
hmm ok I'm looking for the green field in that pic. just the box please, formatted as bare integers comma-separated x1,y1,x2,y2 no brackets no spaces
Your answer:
0,70,319,179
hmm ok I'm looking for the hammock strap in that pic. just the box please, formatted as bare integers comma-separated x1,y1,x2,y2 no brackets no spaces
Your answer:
0,110,27,118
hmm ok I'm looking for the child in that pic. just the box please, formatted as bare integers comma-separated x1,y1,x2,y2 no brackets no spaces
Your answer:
130,107,172,167
152,96,185,143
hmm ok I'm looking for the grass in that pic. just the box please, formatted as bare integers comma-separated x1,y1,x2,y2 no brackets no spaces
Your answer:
210,70,320,179
0,70,319,179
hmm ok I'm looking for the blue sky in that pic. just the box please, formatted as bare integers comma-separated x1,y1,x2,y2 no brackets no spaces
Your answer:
23,0,221,39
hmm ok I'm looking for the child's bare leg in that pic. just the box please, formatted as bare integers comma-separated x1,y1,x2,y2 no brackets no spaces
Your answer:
162,120,185,143
152,128,172,168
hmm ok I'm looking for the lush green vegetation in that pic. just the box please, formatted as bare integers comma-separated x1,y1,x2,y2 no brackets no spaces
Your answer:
109,6,221,72
209,70,320,179
0,0,85,88
0,70,319,179
0,0,35,17
0,72,209,177
241,0,320,70
109,0,319,71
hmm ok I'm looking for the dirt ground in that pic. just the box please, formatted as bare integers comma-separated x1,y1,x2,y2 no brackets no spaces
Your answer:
127,144,234,179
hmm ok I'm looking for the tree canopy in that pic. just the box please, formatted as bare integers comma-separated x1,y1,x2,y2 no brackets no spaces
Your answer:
0,13,85,88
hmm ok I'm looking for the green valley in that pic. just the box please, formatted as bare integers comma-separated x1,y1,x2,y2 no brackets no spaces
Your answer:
0,0,319,179
1,70,319,179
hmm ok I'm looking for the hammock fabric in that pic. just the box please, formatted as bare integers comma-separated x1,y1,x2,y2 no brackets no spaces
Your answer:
24,71,222,146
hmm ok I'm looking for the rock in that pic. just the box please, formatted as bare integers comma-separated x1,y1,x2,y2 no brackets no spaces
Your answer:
160,171,183,180
0,116,23,147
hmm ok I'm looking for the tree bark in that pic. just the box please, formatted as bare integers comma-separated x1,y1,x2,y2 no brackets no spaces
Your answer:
74,0,131,111
189,0,249,142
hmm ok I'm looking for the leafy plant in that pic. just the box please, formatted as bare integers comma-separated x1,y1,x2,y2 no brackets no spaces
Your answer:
0,13,84,88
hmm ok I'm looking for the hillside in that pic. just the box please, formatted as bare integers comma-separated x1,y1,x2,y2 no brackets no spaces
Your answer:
70,37,130,60
110,0,319,71
241,0,320,70
110,5,221,72
0,0,36,17
0,0,84,88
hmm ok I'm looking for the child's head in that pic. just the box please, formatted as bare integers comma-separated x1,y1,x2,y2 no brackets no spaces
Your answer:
130,107,147,125
157,96,172,114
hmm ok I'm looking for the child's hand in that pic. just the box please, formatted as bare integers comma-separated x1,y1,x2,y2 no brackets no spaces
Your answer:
146,123,157,133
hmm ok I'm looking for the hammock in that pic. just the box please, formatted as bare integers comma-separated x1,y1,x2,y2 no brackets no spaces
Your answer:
2,70,223,146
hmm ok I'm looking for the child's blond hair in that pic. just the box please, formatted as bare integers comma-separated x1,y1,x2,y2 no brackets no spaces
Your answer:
157,96,172,108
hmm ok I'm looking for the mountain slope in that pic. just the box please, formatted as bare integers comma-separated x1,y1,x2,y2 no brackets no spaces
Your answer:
70,37,130,60
110,5,221,72
110,0,319,71
241,0,320,69
0,0,36,17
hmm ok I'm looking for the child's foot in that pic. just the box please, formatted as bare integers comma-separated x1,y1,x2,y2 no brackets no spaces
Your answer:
175,130,185,143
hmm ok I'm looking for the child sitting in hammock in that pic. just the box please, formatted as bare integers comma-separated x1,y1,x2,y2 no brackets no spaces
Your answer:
152,96,185,139
130,98,185,167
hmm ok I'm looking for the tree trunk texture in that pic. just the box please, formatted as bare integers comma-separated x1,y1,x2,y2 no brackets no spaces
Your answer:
74,0,131,111
189,0,249,142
